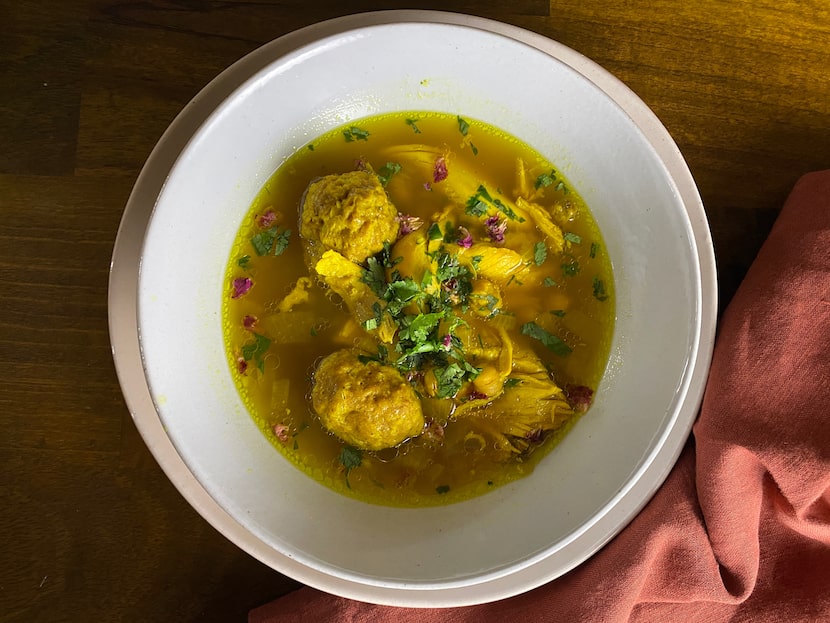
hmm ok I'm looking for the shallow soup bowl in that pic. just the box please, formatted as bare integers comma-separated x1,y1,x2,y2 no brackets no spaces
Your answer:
109,10,717,607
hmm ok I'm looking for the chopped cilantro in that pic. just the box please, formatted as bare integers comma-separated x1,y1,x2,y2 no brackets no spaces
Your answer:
503,377,522,389
543,276,557,288
237,254,251,268
465,185,524,222
251,226,291,256
561,256,580,277
550,309,566,317
535,169,557,189
555,180,568,194
457,115,470,136
434,363,467,398
338,446,362,489
470,143,479,156
273,229,291,256
405,118,422,134
427,222,443,241
520,322,572,357
436,484,450,494
590,242,599,259
307,144,314,151
241,333,271,370
465,195,488,217
361,257,388,297
342,126,370,142
564,232,582,245
377,161,401,187
592,276,609,301
533,241,547,266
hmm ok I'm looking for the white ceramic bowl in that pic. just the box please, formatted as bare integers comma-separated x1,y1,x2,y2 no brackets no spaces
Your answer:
109,10,716,607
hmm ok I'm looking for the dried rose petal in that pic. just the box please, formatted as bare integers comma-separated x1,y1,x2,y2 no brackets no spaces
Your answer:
236,357,248,375
423,182,432,191
242,315,258,329
526,428,545,443
441,334,453,349
467,390,488,402
273,423,290,443
433,156,448,183
397,214,423,235
566,384,594,413
354,158,367,171
231,277,253,299
423,419,445,443
257,209,277,228
456,226,473,248
485,215,507,244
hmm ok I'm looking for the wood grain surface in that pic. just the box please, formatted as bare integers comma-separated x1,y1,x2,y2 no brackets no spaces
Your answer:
1,1,828,621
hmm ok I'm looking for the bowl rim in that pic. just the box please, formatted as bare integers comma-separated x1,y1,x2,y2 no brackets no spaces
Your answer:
108,9,717,607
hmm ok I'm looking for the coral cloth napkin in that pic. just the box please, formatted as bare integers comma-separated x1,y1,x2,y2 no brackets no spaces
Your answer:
250,170,830,623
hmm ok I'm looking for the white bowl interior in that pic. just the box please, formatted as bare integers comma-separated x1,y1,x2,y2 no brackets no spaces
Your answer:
138,21,704,589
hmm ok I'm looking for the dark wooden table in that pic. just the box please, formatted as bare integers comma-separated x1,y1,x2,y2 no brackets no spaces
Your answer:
2,1,828,621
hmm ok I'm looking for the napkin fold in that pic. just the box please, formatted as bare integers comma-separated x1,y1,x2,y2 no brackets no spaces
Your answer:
250,170,830,623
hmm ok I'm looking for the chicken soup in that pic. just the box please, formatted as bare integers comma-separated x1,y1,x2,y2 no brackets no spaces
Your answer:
223,112,614,506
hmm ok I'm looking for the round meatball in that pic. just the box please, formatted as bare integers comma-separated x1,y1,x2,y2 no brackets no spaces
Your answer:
300,170,400,264
311,349,424,451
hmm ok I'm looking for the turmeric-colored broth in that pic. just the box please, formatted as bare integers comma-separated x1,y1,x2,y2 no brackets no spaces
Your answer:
223,112,614,506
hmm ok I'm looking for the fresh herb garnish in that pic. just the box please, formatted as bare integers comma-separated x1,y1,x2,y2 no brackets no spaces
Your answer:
343,126,370,142
465,185,524,222
427,222,443,241
543,276,557,288
436,484,450,494
339,446,362,489
361,257,388,297
555,180,568,194
307,144,315,151
520,322,572,357
237,254,251,268
240,332,271,373
592,276,609,301
405,118,421,134
564,232,582,245
533,241,547,266
503,377,522,389
590,242,599,259
535,169,557,189
561,256,580,277
550,309,566,317
457,115,470,136
377,161,401,187
251,226,291,256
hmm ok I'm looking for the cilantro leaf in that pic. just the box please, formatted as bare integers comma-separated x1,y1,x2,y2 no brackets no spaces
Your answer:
563,232,582,245
339,446,362,489
405,118,421,134
436,485,450,494
592,276,609,301
251,226,291,256
361,257,388,297
590,242,599,259
237,254,251,268
561,255,580,277
377,161,401,187
533,241,547,266
343,126,370,142
520,322,572,357
434,362,466,398
543,276,557,287
457,115,470,136
535,169,557,189
241,332,271,365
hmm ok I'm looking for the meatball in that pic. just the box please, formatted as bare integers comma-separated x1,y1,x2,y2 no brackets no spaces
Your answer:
311,349,424,451
300,170,400,264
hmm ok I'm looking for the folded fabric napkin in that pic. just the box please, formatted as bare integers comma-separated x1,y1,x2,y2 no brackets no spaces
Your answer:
250,170,830,623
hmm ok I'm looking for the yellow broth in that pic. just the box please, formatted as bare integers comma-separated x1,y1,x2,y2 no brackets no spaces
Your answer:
223,112,615,506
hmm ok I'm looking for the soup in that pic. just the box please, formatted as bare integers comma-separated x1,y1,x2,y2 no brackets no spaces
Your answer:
223,112,614,506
